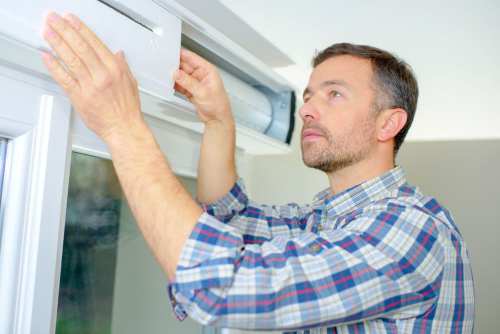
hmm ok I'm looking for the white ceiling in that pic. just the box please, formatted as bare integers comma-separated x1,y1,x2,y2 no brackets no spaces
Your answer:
218,0,500,141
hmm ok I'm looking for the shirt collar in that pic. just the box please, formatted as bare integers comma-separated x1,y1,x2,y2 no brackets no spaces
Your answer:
312,166,407,218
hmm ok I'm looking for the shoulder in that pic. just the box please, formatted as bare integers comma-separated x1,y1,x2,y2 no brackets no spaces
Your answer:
337,182,454,240
331,186,448,279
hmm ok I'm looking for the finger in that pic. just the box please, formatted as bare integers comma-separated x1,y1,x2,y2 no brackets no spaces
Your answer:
45,12,103,81
115,51,133,78
174,82,193,99
180,60,209,82
180,48,212,71
174,69,202,96
61,14,108,79
179,60,194,75
63,13,119,74
191,66,209,81
41,52,80,96
43,24,91,82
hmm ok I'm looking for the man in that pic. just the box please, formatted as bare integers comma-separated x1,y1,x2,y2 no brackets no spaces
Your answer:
41,12,474,333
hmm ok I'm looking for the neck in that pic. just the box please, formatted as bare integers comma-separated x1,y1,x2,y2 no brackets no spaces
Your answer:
326,149,395,195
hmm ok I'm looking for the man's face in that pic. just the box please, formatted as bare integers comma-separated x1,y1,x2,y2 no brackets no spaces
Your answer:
300,55,379,173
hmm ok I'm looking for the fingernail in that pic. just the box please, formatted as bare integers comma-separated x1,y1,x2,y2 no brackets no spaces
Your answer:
64,13,80,29
47,12,61,23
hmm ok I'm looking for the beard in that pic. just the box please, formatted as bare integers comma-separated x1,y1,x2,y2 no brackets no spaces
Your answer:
301,118,376,173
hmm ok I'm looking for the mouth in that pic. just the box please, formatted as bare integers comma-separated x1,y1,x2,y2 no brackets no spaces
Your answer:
302,128,324,142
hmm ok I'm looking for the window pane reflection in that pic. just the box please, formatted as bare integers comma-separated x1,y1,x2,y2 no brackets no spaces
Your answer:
56,152,204,334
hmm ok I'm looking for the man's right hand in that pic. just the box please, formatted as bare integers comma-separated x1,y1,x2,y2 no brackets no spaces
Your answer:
174,48,234,126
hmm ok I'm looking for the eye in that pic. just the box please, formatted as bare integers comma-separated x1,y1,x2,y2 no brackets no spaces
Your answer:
329,90,341,98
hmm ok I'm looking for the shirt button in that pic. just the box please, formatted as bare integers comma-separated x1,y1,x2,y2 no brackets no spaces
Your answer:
317,224,323,231
310,244,322,253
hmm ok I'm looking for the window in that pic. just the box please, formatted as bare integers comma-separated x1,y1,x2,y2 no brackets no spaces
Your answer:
0,138,7,241
56,152,206,334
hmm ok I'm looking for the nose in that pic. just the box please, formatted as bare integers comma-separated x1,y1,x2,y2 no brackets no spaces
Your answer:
299,98,320,123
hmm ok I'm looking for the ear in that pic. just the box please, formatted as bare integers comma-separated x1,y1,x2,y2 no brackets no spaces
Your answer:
376,108,408,142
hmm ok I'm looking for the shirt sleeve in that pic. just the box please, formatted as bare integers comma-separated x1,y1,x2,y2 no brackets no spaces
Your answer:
196,178,313,244
167,202,445,331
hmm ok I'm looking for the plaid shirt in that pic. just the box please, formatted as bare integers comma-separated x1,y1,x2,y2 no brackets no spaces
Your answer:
168,166,474,333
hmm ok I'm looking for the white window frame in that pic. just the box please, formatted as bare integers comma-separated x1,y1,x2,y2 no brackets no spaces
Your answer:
0,63,72,334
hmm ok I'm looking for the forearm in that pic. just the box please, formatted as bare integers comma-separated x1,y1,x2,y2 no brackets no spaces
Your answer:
197,118,238,203
105,121,203,281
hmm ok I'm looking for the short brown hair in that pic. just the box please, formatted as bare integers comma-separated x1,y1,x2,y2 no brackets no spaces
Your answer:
312,43,418,154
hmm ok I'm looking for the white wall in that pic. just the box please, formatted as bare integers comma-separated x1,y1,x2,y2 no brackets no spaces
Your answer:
220,0,500,142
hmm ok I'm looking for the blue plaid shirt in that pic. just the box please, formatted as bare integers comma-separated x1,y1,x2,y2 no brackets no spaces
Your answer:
168,166,474,333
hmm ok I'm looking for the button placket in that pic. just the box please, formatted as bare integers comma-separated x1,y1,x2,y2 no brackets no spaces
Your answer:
314,208,322,232
316,206,326,232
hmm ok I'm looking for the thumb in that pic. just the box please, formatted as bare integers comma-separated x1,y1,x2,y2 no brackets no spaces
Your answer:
174,69,202,96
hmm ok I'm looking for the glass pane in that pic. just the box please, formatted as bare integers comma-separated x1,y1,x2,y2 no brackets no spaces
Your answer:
56,152,207,334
